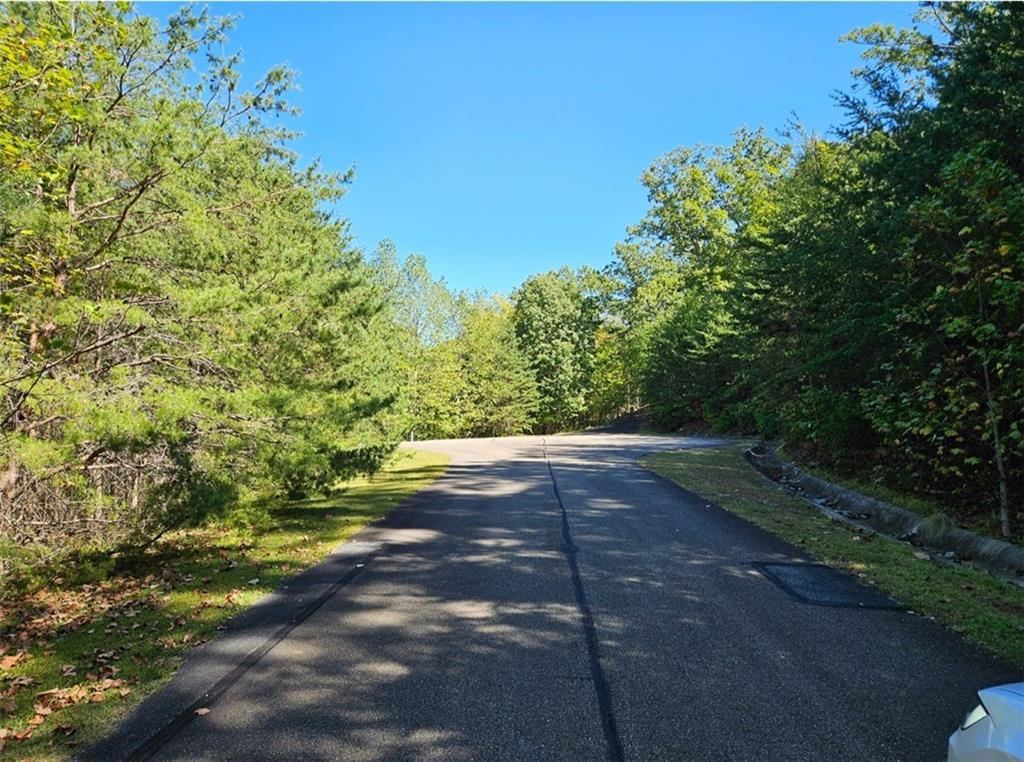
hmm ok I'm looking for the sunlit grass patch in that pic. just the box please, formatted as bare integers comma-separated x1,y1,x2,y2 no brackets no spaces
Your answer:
0,449,448,760
643,445,1024,668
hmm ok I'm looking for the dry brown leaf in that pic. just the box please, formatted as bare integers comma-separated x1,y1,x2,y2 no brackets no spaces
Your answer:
0,653,26,671
36,683,90,711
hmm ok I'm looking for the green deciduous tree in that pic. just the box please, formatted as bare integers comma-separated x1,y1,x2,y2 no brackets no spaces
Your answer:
600,3,1023,539
458,298,539,437
369,244,539,439
512,269,597,432
848,4,1024,537
609,129,790,428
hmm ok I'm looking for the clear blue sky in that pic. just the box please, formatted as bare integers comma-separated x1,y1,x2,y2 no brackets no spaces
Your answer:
146,2,917,293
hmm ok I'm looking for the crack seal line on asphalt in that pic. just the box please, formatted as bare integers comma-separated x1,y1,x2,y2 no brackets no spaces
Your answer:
119,548,381,761
543,437,625,762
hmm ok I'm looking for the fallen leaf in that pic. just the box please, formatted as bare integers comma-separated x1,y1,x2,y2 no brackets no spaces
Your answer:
0,653,26,671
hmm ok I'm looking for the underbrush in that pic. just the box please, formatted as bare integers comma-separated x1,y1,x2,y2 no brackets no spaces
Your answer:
775,441,1018,543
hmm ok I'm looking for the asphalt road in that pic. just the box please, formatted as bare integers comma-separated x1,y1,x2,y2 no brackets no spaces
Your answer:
91,433,1020,761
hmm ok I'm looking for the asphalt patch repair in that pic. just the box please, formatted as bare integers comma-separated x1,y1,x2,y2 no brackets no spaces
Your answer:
754,562,904,610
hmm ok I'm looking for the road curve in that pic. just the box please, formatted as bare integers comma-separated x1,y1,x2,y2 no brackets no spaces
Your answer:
92,433,1019,761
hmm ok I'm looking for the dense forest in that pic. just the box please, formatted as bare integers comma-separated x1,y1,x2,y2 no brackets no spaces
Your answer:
2,1,1021,579
597,3,1024,541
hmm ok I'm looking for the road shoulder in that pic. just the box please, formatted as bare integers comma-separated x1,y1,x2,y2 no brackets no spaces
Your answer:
642,444,1024,669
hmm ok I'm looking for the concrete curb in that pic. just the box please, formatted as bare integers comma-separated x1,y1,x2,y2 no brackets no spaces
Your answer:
76,451,452,761
75,537,382,761
743,445,1024,584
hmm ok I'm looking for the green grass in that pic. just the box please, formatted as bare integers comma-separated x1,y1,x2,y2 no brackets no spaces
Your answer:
0,449,448,760
642,445,1024,668
773,444,1010,540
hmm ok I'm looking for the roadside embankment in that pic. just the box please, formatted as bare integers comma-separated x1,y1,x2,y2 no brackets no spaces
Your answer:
744,445,1024,583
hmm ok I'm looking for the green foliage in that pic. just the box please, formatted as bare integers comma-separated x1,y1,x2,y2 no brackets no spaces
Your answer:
604,4,1024,538
368,244,540,440
512,269,598,432
604,129,790,430
4,0,1021,563
0,3,394,556
458,298,540,436
585,326,635,422
841,3,1024,537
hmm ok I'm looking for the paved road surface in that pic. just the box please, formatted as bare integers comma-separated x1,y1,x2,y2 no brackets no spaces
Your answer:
91,433,1020,761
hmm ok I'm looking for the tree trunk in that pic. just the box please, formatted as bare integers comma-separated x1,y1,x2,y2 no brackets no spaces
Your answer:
980,356,1011,538
976,279,1011,539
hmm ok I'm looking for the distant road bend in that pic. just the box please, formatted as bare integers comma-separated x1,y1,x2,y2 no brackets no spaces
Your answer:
90,432,1017,761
